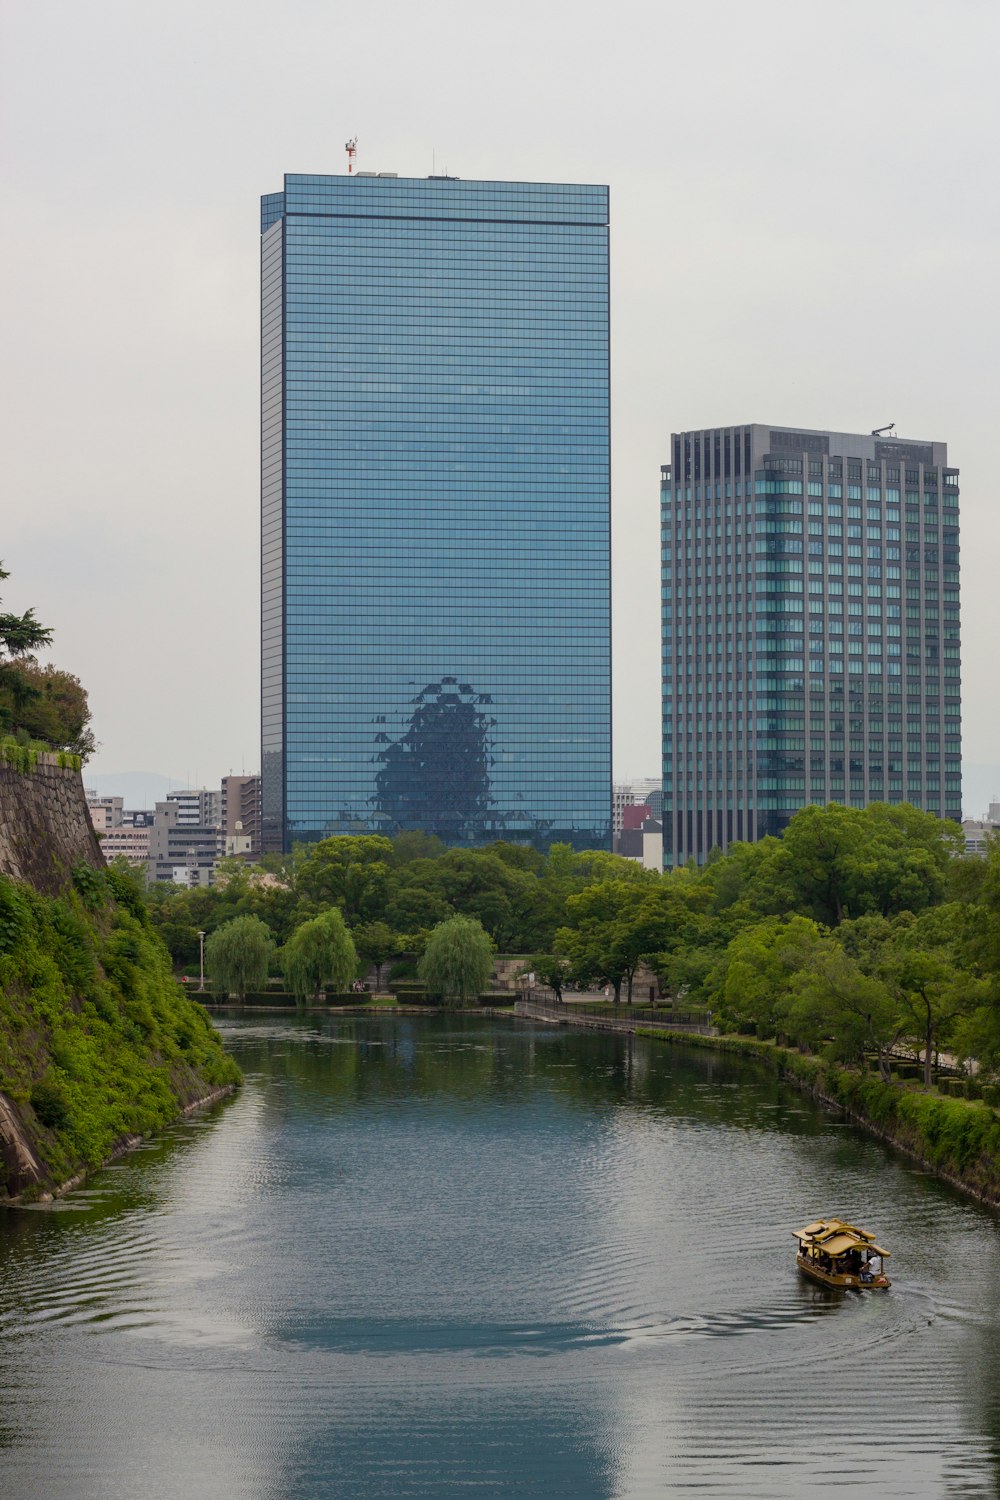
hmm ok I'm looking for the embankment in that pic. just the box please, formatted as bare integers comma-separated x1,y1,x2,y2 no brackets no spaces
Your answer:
637,1029,1000,1210
0,758,239,1201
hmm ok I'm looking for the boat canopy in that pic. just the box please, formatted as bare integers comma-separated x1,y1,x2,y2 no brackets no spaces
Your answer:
792,1218,889,1258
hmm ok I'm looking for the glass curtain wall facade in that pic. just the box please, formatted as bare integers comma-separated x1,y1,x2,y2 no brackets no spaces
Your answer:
661,425,961,866
262,174,611,852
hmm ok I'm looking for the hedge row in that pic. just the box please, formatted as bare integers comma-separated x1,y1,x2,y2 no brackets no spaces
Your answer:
196,991,371,1007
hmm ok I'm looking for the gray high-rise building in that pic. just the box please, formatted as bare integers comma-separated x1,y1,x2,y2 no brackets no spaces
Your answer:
661,424,961,866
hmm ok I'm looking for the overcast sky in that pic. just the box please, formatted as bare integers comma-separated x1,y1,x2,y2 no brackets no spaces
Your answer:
4,0,999,810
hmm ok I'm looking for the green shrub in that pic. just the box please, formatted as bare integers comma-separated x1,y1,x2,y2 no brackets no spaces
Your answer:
0,869,241,1192
0,878,30,955
30,1079,70,1130
0,738,42,774
71,862,106,910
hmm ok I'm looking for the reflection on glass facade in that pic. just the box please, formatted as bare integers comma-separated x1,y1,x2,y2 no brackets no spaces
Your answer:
261,173,611,851
661,425,961,865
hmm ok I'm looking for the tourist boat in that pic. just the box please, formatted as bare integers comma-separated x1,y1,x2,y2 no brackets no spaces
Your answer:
793,1217,891,1290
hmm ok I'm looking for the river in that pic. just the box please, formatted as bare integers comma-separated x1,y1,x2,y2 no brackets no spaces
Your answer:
1,1014,999,1498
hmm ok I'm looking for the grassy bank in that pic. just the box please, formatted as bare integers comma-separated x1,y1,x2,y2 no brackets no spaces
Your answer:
636,1028,1000,1207
0,865,240,1198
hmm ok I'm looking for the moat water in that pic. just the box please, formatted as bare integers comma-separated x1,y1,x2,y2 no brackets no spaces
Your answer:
2,1014,1000,1498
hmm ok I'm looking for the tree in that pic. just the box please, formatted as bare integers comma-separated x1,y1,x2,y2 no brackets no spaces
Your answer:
0,561,53,738
390,830,446,865
777,802,958,926
555,873,662,1003
0,561,52,663
525,953,570,1001
785,940,902,1077
0,564,96,757
703,835,794,919
204,915,275,1000
400,847,536,948
879,907,976,1088
12,661,96,758
710,915,825,1037
384,883,453,933
282,909,358,1003
352,919,395,990
295,836,394,924
418,915,494,1004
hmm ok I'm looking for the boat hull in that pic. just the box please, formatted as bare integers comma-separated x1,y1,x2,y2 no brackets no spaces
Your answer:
796,1253,891,1290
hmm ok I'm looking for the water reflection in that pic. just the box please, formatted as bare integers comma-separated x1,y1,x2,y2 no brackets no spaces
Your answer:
1,1016,999,1498
372,678,496,842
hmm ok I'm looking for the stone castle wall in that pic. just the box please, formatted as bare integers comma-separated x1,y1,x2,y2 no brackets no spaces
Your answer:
0,755,105,895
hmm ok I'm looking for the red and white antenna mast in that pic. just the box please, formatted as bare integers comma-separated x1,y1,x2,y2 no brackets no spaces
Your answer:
345,137,358,174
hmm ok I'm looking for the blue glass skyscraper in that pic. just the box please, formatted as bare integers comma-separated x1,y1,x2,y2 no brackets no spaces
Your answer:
261,172,610,851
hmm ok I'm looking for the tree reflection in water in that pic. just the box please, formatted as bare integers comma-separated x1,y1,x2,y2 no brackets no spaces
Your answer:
372,678,496,843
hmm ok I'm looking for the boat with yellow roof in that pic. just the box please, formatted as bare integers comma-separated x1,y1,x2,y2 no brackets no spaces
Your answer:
793,1217,891,1290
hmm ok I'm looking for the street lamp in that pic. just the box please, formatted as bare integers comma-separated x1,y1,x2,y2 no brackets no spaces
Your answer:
198,930,206,993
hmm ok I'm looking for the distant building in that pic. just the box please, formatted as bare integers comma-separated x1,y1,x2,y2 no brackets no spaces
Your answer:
612,779,662,840
164,788,220,828
100,824,152,866
612,785,635,840
220,775,262,858
618,815,664,872
962,812,1000,856
91,780,262,883
122,809,155,827
662,424,961,866
85,791,123,831
147,790,220,885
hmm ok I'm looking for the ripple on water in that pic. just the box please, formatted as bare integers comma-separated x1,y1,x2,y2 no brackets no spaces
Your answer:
0,1018,998,1500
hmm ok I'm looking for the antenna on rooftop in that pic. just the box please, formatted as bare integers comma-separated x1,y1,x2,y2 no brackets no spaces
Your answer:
345,137,358,174
871,423,896,437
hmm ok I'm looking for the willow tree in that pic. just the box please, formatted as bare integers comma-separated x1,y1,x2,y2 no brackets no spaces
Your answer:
205,915,274,1001
418,915,493,1005
282,909,357,1004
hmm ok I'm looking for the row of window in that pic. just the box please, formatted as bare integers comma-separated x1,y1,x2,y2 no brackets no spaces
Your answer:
664,483,957,504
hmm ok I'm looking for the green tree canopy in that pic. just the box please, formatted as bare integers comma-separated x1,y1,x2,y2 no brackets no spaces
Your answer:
282,909,358,1003
876,906,981,1087
418,915,494,1003
295,836,395,924
12,662,96,757
389,830,446,865
204,914,275,1000
0,561,52,663
0,562,94,756
775,803,960,925
352,919,395,990
397,848,536,948
709,915,826,1038
555,872,663,1003
785,939,901,1077
525,953,570,1001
